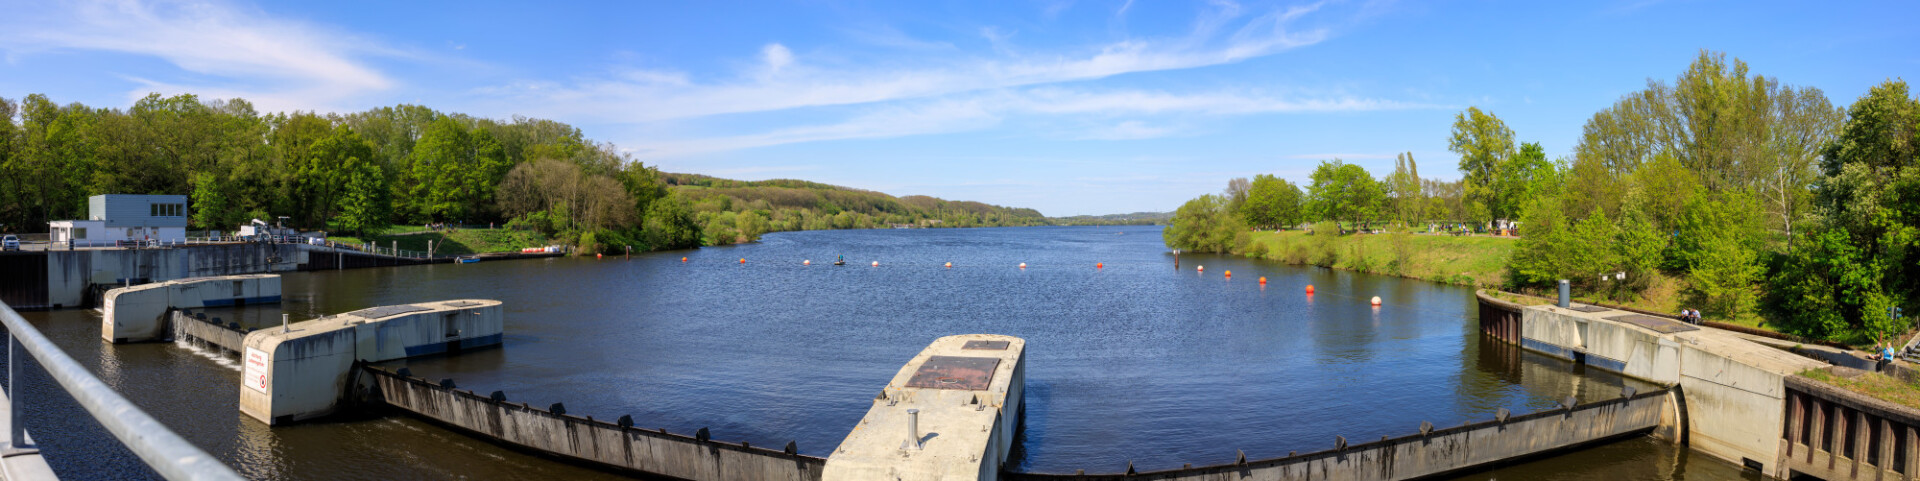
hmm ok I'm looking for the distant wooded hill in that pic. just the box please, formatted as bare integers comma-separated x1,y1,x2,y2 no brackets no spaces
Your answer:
1051,211,1171,225
661,173,1050,243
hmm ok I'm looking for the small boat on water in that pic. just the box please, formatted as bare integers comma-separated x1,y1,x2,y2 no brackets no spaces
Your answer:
832,255,846,266
456,255,481,264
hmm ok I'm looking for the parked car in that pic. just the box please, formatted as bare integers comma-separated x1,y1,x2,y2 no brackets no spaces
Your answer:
1,235,18,251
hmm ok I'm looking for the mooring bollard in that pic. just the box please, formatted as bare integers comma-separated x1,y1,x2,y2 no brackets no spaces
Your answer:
1557,279,1570,308
907,408,921,449
282,314,290,333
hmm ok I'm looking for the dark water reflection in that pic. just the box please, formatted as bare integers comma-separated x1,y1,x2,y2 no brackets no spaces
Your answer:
6,226,1745,479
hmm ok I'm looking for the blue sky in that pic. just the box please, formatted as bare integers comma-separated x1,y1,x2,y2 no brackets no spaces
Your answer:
2,1,1916,216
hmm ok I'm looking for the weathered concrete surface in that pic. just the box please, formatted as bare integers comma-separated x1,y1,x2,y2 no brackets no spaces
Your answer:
173,310,249,354
1517,305,1827,473
1778,371,1920,480
240,300,504,425
825,334,1027,481
1005,388,1670,481
101,274,280,343
44,243,309,308
365,366,824,481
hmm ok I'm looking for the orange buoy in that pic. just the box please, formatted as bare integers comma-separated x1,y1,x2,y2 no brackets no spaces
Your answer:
1370,296,1382,306
1305,285,1315,294
596,253,603,259
1225,270,1232,278
1197,265,1204,272
945,262,952,268
681,257,687,262
1259,276,1267,284
1019,263,1027,269
739,258,746,264
804,260,811,265
872,261,879,267
1096,262,1104,269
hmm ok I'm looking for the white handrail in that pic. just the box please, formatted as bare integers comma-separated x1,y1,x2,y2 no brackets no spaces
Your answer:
0,302,243,481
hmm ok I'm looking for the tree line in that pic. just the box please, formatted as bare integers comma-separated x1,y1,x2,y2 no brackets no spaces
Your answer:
1167,50,1919,344
662,173,1049,245
0,95,1053,253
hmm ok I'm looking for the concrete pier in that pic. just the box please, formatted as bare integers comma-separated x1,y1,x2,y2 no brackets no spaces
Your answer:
824,334,1027,481
239,299,504,425
1005,387,1672,480
101,274,280,343
364,366,826,481
1514,303,1826,473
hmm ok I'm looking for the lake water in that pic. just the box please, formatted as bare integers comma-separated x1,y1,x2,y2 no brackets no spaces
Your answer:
6,225,1749,479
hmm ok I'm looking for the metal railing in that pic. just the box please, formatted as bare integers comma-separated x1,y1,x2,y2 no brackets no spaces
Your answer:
0,301,243,481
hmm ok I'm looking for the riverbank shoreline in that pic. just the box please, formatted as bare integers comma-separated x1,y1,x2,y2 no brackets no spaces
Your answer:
1230,230,1789,335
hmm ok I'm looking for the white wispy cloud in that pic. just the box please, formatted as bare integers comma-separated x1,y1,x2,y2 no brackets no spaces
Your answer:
631,86,1433,158
1284,153,1401,160
0,0,394,113
477,1,1333,124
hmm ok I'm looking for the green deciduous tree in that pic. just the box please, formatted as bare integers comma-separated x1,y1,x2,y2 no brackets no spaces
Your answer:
1385,152,1425,225
1449,107,1515,223
643,193,703,250
1765,80,1920,342
1570,50,1843,234
1163,194,1244,253
333,157,390,235
1240,174,1304,229
1306,160,1384,228
1492,143,1560,223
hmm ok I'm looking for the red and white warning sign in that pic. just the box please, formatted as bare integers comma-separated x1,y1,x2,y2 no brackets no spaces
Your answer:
243,347,270,393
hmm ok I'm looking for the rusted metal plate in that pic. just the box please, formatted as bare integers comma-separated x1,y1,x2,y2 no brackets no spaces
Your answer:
963,340,1009,350
905,356,1000,390
1605,314,1700,334
1568,305,1612,313
347,304,432,319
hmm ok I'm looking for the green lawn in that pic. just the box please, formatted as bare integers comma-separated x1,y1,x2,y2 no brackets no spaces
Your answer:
1243,230,1517,288
1800,368,1920,411
329,228,552,256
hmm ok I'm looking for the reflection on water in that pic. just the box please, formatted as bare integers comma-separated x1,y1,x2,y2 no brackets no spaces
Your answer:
4,226,1743,479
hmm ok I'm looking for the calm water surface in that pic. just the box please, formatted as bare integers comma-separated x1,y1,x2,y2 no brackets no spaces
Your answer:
6,226,1748,479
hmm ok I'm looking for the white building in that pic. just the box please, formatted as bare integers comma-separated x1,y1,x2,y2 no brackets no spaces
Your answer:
48,195,190,246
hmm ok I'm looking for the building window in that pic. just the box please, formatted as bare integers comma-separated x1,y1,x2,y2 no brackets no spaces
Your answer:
150,203,183,217
74,228,87,238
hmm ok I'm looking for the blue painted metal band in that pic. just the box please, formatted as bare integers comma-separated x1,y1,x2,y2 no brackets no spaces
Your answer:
198,295,281,307
402,333,503,357
1519,337,1574,361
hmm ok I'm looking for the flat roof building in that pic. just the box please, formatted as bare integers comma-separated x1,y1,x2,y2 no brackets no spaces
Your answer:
49,194,191,246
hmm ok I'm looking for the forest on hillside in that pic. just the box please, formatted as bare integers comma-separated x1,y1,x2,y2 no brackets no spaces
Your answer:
661,173,1049,244
0,97,1060,252
1166,50,1920,345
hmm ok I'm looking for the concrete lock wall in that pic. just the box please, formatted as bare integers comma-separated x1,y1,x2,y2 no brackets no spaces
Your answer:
364,366,825,481
1474,291,1524,345
1515,304,1826,472
824,334,1028,481
1004,388,1671,481
101,274,281,343
1778,372,1920,480
44,243,309,308
240,300,505,425
173,310,248,355
1678,335,1799,469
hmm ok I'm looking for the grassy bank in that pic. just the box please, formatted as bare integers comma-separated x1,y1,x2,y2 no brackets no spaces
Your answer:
1241,231,1517,288
1238,230,1771,330
329,227,553,256
1801,369,1920,410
